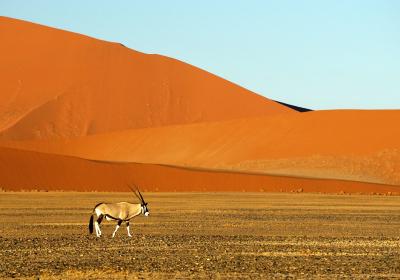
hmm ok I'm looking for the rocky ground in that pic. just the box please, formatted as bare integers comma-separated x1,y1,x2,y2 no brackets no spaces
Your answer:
0,192,399,279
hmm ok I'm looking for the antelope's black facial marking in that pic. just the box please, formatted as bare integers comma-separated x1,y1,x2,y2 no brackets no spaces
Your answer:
142,203,150,216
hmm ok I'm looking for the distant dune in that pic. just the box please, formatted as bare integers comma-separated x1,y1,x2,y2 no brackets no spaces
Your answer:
0,16,399,193
274,100,312,112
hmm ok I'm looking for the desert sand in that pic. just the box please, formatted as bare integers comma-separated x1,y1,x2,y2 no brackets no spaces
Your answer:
1,146,399,194
2,110,400,186
0,16,399,194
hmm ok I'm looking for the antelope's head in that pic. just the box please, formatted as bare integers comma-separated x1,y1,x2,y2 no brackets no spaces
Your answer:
129,184,150,217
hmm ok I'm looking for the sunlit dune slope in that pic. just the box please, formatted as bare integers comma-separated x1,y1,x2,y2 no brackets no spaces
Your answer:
0,16,293,140
3,110,400,185
1,147,398,194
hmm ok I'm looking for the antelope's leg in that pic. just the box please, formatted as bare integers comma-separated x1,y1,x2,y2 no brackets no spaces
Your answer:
94,220,99,237
112,220,123,238
126,221,132,237
95,214,104,237
95,224,100,237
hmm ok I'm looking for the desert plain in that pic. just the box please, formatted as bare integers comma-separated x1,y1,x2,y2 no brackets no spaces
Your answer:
0,192,399,279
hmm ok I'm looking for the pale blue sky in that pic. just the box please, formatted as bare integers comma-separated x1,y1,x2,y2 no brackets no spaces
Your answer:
1,0,399,109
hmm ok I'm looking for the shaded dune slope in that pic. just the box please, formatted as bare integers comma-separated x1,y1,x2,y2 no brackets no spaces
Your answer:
3,110,400,186
0,16,293,141
274,100,312,112
1,147,399,194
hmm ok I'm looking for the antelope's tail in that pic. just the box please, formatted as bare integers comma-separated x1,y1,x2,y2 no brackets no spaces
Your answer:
89,202,104,234
89,215,94,234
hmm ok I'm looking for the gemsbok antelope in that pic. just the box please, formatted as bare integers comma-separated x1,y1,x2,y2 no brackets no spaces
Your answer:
88,186,149,237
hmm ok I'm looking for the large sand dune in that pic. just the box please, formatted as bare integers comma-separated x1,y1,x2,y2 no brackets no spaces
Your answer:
0,16,399,193
0,16,293,141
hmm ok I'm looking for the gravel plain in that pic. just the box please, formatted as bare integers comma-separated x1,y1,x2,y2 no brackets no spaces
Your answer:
0,192,399,279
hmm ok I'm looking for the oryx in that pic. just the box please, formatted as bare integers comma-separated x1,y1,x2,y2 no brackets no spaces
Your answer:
88,186,149,238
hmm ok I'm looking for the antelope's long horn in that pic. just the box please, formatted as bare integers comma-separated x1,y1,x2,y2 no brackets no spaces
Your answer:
127,184,141,201
137,189,145,203
132,184,145,203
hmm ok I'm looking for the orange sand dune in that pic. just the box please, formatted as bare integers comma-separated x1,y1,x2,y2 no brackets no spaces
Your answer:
1,146,399,194
2,110,400,185
1,16,399,193
0,16,293,140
